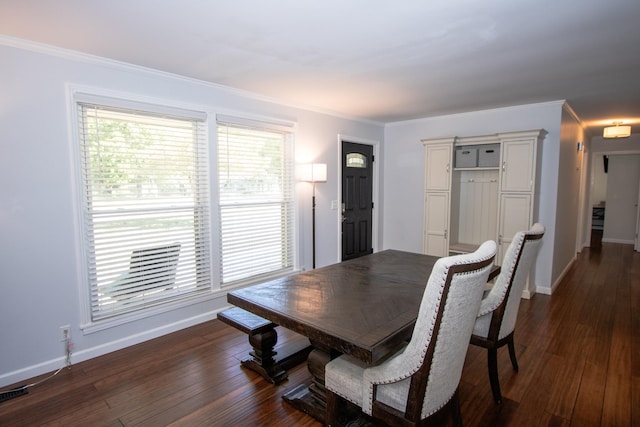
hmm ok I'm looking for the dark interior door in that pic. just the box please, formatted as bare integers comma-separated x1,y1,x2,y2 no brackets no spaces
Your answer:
342,141,373,261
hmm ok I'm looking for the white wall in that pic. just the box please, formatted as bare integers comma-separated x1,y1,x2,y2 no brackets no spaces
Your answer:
0,38,383,387
552,106,586,289
602,155,640,243
592,134,640,153
382,101,567,295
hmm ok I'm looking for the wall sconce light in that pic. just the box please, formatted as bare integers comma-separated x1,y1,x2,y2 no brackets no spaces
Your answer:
603,122,631,139
298,163,327,268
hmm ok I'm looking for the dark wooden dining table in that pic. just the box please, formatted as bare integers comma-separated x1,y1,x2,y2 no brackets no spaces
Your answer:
227,249,499,421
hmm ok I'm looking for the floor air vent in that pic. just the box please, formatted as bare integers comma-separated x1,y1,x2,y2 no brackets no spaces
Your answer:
0,386,28,403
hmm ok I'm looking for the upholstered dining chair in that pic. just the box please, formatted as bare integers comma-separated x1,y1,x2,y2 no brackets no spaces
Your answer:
470,223,545,404
325,241,497,427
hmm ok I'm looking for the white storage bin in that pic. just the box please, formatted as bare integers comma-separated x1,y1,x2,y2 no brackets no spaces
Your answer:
455,147,477,168
477,144,500,167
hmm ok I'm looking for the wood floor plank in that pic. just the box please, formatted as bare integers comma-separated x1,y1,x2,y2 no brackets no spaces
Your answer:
1,241,638,427
545,353,585,420
572,360,606,427
506,352,564,426
601,373,631,426
632,376,640,427
39,400,120,427
499,326,551,403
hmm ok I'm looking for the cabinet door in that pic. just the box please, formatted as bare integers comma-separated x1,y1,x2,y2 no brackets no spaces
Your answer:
425,144,452,191
497,193,531,264
423,192,449,257
501,139,535,193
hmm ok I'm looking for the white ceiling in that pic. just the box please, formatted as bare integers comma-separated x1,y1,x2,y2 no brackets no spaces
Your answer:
2,0,640,136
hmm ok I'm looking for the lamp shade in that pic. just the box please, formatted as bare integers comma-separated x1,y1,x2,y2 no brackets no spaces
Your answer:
603,124,631,138
298,163,327,182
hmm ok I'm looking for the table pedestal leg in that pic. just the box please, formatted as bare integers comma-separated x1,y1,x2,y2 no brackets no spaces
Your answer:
241,328,288,384
239,328,313,385
282,341,334,422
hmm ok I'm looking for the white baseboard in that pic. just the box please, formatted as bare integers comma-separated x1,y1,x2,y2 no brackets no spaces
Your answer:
0,309,224,388
601,237,635,245
547,255,577,295
535,286,552,296
526,254,576,297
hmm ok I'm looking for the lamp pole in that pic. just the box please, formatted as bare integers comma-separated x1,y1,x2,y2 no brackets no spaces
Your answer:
312,182,317,269
299,162,326,270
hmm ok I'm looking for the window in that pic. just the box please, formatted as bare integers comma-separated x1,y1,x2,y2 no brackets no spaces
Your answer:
346,153,367,168
217,117,295,284
76,97,211,323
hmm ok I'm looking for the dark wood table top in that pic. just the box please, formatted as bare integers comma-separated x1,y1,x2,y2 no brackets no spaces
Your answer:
228,249,499,364
228,250,436,363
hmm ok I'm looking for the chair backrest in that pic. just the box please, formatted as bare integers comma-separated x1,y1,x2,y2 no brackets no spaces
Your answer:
129,242,181,291
370,240,496,421
488,223,545,340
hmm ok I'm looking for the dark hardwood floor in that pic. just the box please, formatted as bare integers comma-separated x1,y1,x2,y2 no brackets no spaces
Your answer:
1,242,638,426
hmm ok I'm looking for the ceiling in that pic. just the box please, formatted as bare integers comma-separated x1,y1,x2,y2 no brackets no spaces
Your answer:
2,0,640,137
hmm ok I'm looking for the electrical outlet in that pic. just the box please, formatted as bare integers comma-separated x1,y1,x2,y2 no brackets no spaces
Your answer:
59,325,71,342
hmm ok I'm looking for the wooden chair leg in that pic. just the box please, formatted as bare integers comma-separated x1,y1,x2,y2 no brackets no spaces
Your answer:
487,348,502,404
325,389,342,427
451,389,463,427
507,335,519,372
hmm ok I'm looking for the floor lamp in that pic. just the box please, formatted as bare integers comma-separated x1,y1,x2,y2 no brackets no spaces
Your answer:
299,163,327,269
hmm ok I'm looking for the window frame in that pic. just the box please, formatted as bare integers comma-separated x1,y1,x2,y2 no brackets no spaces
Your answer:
216,114,298,287
70,87,214,332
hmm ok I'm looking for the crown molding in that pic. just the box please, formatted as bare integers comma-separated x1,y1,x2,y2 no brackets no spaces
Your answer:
0,34,384,128
386,100,567,128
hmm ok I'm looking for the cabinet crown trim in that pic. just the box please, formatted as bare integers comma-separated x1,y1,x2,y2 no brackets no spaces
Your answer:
497,129,547,141
421,136,456,146
455,135,499,146
422,129,546,146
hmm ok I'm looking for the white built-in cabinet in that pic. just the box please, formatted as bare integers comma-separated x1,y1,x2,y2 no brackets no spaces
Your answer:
422,130,545,267
423,140,453,256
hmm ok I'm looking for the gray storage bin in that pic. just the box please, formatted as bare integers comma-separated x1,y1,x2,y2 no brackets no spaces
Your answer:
477,144,500,167
455,147,478,168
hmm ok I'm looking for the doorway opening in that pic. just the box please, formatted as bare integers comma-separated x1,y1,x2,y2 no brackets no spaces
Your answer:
588,152,640,251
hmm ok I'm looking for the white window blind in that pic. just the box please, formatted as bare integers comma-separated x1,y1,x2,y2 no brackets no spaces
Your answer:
217,120,295,284
77,102,211,322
